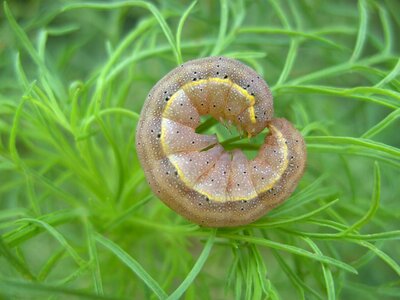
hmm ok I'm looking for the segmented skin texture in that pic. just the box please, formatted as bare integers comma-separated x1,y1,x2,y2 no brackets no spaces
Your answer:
136,57,306,227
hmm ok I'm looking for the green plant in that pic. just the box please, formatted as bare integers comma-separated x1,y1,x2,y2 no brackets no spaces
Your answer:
0,0,399,299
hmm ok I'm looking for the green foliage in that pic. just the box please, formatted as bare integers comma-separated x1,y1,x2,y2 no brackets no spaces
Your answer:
0,0,399,299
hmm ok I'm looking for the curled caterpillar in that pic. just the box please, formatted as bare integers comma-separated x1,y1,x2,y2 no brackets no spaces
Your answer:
136,57,306,227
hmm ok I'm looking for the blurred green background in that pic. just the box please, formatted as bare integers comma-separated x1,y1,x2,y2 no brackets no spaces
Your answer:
0,0,399,299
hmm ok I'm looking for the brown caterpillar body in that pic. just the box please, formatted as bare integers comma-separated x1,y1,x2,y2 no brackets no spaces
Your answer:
136,57,306,227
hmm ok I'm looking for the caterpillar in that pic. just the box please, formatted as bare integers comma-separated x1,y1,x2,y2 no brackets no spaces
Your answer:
136,57,306,227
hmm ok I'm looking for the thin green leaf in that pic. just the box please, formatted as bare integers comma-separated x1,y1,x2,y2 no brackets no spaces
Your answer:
287,54,391,85
8,96,28,167
102,194,153,232
4,3,48,77
167,230,216,300
219,234,358,274
62,1,180,65
37,249,65,282
4,2,69,129
85,221,104,296
211,0,228,55
251,199,339,228
306,136,400,161
282,225,400,242
355,240,400,276
361,108,400,138
15,218,86,266
3,209,86,247
274,84,399,109
307,144,400,168
276,39,299,86
375,58,400,88
302,237,336,300
339,162,380,235
272,249,324,300
0,278,123,300
350,0,368,61
377,4,393,54
95,233,168,299
176,1,198,62
239,27,345,50
0,237,36,280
